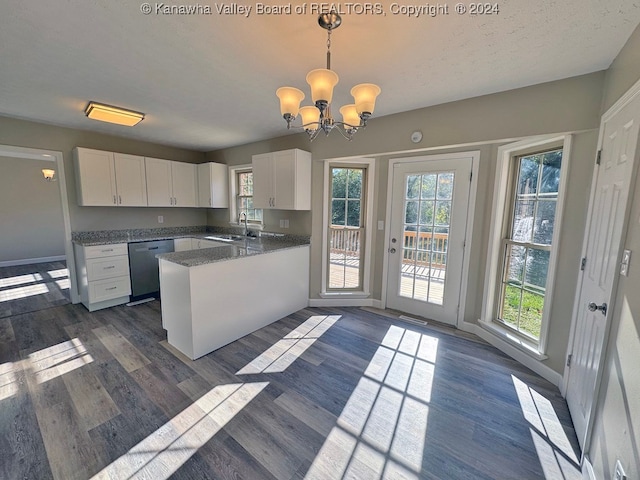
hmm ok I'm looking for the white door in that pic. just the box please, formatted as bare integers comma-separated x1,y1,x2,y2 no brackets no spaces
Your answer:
386,156,472,325
566,92,640,448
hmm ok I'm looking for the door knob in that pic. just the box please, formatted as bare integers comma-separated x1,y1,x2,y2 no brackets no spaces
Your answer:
389,248,396,254
588,302,607,316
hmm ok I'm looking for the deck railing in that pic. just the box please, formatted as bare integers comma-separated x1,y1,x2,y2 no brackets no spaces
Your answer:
329,228,448,268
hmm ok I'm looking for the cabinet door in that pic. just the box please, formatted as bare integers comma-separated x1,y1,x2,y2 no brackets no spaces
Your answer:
173,238,194,252
273,150,296,209
145,158,173,206
252,153,274,209
198,163,229,208
114,153,148,206
74,148,117,206
171,162,198,207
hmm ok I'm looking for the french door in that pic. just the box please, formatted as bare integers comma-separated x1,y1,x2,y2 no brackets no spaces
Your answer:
386,156,472,325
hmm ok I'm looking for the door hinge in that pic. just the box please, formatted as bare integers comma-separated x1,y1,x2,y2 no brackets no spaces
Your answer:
469,171,473,182
596,150,602,165
580,257,587,271
566,354,573,367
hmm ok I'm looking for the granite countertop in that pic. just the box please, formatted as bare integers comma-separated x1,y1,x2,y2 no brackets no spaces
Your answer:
156,236,310,267
72,227,209,246
71,226,310,267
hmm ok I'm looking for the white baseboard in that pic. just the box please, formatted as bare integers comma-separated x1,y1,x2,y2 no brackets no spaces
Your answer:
309,298,379,308
465,322,564,388
0,255,66,268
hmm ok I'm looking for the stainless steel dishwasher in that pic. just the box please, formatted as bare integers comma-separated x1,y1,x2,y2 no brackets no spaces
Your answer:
128,239,174,303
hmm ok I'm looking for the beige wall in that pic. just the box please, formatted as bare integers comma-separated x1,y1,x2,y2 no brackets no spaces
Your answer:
0,155,65,262
0,116,207,233
601,22,640,114
207,72,605,376
587,23,640,480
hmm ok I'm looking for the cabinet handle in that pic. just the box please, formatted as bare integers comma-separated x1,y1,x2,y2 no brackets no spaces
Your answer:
104,265,115,269
106,286,117,291
118,195,122,204
209,198,212,206
174,197,177,206
113,195,117,205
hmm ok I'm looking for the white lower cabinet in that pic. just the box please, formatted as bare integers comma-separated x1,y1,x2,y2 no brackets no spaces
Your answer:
173,238,194,252
75,243,131,311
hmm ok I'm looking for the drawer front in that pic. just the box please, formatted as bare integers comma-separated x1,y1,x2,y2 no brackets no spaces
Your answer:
84,243,128,259
88,276,131,303
86,256,130,281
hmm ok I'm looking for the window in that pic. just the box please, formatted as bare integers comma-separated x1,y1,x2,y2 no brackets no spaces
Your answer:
321,159,375,297
498,148,563,340
229,165,262,226
329,167,366,290
482,135,570,356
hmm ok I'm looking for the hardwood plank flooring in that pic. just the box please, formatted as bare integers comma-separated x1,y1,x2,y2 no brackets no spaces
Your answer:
0,301,581,479
0,261,70,319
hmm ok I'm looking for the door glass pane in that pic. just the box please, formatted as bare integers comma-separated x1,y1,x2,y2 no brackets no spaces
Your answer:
399,171,455,305
329,167,366,291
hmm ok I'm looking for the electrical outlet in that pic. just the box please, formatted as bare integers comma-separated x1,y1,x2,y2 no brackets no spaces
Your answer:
614,460,627,480
158,215,164,224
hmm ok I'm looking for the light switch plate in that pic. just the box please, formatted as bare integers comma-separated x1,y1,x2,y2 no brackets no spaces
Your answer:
621,249,631,265
378,220,384,230
158,215,164,224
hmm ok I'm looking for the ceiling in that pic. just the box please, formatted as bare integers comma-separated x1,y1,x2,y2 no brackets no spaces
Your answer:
1,1,639,152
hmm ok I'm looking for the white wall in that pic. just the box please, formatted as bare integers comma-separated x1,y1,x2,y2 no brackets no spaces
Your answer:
0,155,65,262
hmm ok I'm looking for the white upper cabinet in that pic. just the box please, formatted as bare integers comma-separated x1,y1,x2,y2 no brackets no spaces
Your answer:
197,162,229,208
252,149,311,210
146,158,198,207
74,147,147,207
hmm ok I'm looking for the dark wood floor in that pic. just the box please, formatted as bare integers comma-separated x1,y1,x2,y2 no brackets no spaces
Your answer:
0,299,581,479
0,261,70,319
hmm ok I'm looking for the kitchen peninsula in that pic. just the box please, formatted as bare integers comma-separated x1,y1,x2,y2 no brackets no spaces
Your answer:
157,235,310,360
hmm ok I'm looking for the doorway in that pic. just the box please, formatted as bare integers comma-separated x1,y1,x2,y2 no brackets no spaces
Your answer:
385,153,476,325
564,86,640,449
0,144,78,305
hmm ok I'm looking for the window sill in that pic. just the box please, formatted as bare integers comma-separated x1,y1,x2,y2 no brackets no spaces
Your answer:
228,222,264,231
320,291,370,299
478,320,548,361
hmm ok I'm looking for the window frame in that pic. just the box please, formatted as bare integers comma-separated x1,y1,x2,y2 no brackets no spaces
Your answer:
481,135,572,358
228,164,263,228
320,158,375,298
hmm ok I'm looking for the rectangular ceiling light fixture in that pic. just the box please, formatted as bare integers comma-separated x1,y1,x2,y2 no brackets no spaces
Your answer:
84,101,145,126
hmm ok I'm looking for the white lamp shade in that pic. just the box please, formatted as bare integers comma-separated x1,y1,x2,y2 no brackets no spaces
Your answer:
299,106,321,130
276,87,305,117
42,169,55,180
339,104,360,129
351,83,381,115
306,69,339,104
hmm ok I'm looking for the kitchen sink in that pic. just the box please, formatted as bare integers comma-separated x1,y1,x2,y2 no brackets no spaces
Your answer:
204,234,244,242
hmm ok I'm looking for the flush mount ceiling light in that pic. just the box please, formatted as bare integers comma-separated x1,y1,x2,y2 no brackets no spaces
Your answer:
84,101,145,127
276,13,381,141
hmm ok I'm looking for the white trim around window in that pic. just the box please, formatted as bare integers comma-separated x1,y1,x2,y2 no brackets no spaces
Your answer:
228,164,263,229
480,134,572,359
320,158,375,299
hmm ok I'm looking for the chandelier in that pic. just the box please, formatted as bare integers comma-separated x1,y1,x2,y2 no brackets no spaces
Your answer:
276,13,381,141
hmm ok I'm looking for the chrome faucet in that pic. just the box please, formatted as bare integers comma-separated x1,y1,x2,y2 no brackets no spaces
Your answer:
239,212,248,237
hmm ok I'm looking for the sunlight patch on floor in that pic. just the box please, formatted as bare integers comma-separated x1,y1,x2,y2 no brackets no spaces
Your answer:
29,338,94,384
0,361,20,401
236,315,340,375
305,325,438,479
512,375,581,480
0,272,43,288
91,382,268,480
0,283,50,302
